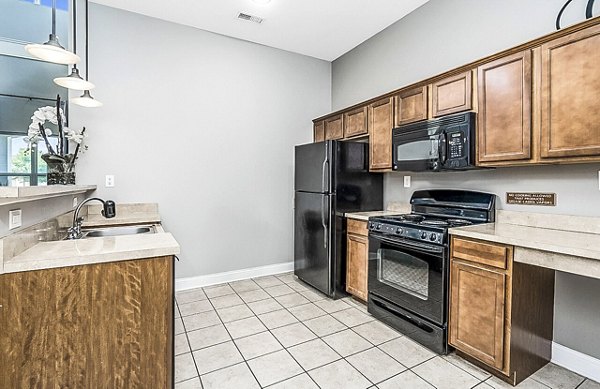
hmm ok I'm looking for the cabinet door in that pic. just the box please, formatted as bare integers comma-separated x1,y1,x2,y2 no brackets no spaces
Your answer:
369,97,394,170
540,24,600,158
314,121,325,143
477,51,532,163
344,106,369,138
432,71,472,117
449,259,506,370
325,115,344,140
346,233,369,301
1,258,174,389
1,267,93,389
395,86,428,126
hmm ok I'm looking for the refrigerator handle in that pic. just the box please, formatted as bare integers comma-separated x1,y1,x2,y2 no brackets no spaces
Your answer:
321,158,328,193
321,195,328,248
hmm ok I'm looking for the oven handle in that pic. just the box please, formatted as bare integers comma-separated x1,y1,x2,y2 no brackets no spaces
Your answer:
369,233,444,254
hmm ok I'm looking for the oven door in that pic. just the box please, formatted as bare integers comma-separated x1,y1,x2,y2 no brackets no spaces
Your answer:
368,232,446,325
392,125,444,172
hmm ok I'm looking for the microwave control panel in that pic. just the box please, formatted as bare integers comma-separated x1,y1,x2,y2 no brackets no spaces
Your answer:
448,132,464,158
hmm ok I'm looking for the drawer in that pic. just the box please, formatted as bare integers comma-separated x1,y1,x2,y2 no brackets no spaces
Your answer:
451,237,510,270
347,219,368,236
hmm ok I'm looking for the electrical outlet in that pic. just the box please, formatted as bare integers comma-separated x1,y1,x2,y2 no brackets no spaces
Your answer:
404,175,411,188
9,209,22,230
73,196,78,208
105,175,115,187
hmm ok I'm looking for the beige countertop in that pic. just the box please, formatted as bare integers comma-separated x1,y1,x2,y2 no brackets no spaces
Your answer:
345,210,405,221
345,202,411,221
449,211,600,280
0,203,179,274
449,223,600,261
2,232,180,274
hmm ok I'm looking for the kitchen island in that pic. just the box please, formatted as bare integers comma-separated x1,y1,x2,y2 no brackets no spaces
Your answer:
0,203,180,388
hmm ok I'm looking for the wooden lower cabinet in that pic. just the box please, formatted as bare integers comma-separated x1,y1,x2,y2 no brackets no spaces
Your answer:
346,219,369,301
449,237,555,386
0,256,174,389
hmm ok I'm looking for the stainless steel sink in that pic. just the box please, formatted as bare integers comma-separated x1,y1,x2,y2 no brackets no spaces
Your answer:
80,225,155,238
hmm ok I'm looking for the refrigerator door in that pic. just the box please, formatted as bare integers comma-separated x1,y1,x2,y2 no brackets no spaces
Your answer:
294,191,333,295
295,141,331,194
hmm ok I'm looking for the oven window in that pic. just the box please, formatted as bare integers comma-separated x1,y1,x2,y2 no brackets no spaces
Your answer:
377,249,429,300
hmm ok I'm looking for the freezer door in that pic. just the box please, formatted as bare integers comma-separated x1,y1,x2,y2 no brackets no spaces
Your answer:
294,191,332,295
295,141,330,193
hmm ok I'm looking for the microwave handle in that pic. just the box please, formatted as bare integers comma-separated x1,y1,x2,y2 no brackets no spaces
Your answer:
438,133,447,164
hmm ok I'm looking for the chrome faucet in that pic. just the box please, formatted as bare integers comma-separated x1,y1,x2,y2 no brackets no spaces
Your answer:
67,197,116,239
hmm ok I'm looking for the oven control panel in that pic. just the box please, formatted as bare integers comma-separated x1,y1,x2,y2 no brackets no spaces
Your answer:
368,222,443,244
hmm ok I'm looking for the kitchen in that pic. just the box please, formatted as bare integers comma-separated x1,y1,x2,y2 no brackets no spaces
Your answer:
0,0,599,388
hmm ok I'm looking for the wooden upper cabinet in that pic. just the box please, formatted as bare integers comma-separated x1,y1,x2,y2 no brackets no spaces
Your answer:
395,86,428,126
314,120,325,143
449,259,507,370
324,114,344,140
540,24,600,159
477,51,532,164
344,106,369,138
368,97,394,170
432,71,472,117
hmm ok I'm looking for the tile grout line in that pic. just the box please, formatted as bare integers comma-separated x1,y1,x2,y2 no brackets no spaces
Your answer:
175,296,205,389
204,288,264,389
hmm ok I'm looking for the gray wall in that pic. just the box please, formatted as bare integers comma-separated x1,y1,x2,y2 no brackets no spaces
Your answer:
71,4,331,278
331,0,600,359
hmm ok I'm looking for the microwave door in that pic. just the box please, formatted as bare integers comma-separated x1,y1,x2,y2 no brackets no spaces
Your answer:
393,133,442,172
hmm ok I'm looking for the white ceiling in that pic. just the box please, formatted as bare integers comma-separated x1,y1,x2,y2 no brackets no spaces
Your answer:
90,0,429,61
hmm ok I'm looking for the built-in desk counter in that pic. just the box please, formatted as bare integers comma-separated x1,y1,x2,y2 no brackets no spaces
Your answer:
450,211,600,280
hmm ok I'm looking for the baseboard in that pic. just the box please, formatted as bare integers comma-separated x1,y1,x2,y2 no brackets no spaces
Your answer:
552,342,600,382
175,261,294,291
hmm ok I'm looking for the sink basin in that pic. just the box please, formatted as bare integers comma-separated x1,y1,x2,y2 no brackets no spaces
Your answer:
81,225,155,238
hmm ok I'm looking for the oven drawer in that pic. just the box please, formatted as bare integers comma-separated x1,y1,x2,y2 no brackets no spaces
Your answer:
451,237,509,270
347,219,368,236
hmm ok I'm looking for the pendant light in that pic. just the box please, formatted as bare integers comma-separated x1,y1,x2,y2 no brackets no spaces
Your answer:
71,0,102,108
25,0,81,65
54,0,95,90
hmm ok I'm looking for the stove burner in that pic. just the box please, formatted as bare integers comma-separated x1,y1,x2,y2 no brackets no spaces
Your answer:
447,219,472,226
420,219,449,226
400,214,424,222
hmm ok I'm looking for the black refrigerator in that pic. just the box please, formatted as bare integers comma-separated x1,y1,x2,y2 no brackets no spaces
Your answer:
294,140,383,299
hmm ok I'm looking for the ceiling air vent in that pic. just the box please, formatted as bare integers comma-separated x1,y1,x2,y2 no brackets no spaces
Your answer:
238,12,264,24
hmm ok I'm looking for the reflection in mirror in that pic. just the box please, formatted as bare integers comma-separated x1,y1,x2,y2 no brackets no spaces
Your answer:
0,0,69,186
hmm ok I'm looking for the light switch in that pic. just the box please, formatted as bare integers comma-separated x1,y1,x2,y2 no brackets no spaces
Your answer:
9,209,22,230
404,176,411,188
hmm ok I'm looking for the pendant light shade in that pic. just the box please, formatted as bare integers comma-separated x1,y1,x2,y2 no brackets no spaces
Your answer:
71,90,102,108
25,0,80,64
54,68,95,90
54,0,93,90
70,0,102,108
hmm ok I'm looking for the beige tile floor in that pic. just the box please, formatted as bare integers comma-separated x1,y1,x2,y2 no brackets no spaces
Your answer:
174,272,599,389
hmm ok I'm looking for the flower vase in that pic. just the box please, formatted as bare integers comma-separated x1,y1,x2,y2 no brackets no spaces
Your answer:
43,154,75,185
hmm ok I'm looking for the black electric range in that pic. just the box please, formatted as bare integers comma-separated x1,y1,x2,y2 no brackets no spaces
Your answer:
367,189,496,354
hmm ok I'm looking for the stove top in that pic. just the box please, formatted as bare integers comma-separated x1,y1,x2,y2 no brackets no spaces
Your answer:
381,214,475,228
368,213,482,245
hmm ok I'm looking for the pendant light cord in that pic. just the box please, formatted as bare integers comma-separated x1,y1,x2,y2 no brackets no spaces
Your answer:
85,0,89,81
51,0,57,35
72,0,77,55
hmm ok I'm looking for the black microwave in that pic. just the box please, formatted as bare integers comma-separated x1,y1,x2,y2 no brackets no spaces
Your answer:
392,111,476,172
